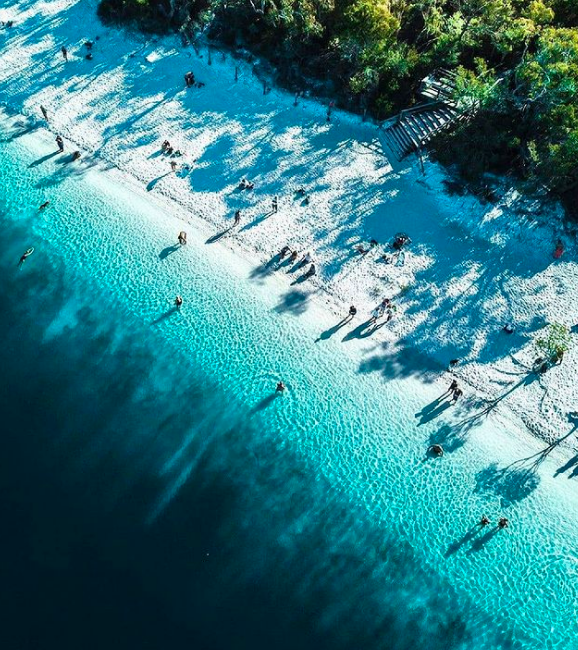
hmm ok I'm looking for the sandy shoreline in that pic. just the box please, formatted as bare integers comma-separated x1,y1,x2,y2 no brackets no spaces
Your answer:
1,0,577,451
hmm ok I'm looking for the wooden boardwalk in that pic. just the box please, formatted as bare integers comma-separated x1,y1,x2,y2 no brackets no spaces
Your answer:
382,69,468,160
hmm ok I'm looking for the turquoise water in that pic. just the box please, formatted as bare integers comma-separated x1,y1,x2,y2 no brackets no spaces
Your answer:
2,119,578,649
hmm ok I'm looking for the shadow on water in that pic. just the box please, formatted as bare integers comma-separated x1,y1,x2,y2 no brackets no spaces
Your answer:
159,244,180,260
250,393,279,413
466,527,502,555
151,306,179,325
474,463,540,506
415,398,452,425
445,524,483,558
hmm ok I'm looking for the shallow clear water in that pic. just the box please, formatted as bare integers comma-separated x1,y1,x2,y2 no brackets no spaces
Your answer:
1,118,578,650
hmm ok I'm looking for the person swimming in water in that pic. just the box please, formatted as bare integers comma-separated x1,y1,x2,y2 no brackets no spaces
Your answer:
429,444,443,457
18,248,34,268
39,201,50,211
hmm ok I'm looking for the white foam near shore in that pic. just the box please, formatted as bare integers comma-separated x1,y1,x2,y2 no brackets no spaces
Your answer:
1,0,577,450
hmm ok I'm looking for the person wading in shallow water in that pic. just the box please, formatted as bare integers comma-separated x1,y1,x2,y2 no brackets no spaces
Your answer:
61,45,68,61
276,381,286,393
175,296,183,308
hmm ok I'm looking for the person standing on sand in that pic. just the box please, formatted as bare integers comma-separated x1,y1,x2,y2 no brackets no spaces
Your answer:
452,387,463,404
55,135,64,152
61,46,68,61
349,305,357,318
40,105,48,121
272,196,278,213
170,161,177,172
234,210,241,226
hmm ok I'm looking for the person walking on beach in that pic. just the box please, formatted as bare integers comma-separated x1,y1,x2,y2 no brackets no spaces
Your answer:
175,296,183,308
349,305,357,318
234,210,241,226
55,135,64,152
178,231,187,245
61,45,68,61
40,105,48,121
170,161,177,172
451,387,463,404
279,245,290,259
272,196,278,213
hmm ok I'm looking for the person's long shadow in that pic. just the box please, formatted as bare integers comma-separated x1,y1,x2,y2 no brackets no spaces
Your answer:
250,393,281,414
466,527,501,554
342,319,377,341
206,227,233,244
291,273,312,286
159,244,180,260
151,306,179,325
445,524,483,557
146,172,171,191
28,150,59,168
415,399,452,426
554,455,578,477
240,212,274,232
315,317,352,342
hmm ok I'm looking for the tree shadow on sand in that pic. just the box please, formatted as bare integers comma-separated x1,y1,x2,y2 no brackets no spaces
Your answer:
275,289,310,315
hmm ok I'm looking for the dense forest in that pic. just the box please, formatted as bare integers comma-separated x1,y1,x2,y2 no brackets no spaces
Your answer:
98,0,578,210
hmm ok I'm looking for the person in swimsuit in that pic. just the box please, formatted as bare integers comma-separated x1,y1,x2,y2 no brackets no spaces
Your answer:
18,249,34,268
276,381,286,393
39,201,50,210
175,296,183,308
